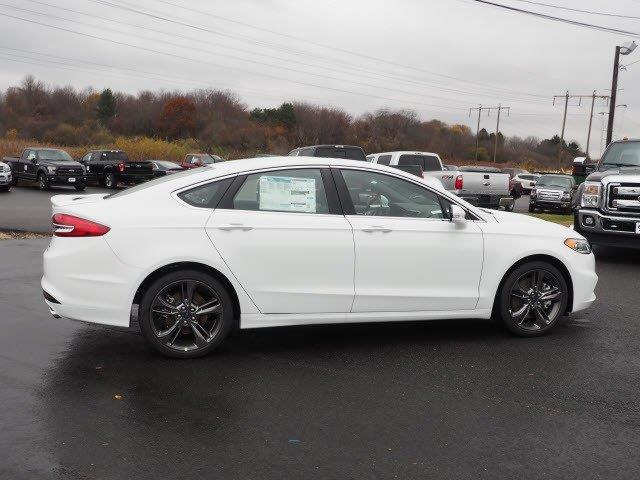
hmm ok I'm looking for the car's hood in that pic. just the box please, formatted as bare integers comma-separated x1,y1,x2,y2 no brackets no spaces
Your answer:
42,160,84,167
484,209,575,235
587,166,640,182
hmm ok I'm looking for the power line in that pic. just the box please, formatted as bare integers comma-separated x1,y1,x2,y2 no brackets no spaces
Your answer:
86,0,549,99
10,1,550,106
469,0,640,37
508,0,640,20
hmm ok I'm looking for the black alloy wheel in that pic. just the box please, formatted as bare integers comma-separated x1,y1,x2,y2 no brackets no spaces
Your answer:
497,261,568,336
139,270,234,358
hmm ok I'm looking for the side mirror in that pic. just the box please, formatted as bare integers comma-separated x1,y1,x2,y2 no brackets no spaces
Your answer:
30,157,38,164
450,204,466,222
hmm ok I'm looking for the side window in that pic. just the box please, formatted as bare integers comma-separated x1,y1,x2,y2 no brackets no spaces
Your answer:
340,169,446,219
377,154,392,166
178,178,233,208
82,153,92,162
232,169,329,214
26,150,36,161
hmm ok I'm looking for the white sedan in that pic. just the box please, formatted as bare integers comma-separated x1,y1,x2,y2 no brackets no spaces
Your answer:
43,157,597,358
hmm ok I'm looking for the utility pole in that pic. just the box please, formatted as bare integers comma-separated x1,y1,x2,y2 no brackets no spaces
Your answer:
470,104,483,162
606,41,636,146
606,46,621,146
469,104,510,162
553,91,609,169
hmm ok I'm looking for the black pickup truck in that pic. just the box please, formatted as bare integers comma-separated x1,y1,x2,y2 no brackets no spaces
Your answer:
3,148,86,191
288,145,367,161
574,139,640,249
79,150,154,189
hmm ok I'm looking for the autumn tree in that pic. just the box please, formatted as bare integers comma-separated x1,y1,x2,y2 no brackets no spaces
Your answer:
157,97,197,139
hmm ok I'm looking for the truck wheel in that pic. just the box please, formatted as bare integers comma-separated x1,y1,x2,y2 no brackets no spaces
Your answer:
528,205,536,213
504,202,514,212
495,261,568,337
104,172,117,189
138,269,235,358
38,173,50,191
11,173,18,186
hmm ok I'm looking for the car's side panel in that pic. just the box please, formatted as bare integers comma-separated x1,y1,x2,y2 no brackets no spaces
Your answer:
206,209,355,314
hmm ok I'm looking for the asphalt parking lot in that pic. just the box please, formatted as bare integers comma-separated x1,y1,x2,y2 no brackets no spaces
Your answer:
1,237,640,479
0,185,534,233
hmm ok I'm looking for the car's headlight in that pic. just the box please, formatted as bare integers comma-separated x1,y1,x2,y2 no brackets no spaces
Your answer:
46,166,57,174
561,192,570,200
564,238,592,254
581,181,600,208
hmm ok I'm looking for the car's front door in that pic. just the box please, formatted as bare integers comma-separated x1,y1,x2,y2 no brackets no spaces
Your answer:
335,167,484,312
25,149,38,179
206,167,355,314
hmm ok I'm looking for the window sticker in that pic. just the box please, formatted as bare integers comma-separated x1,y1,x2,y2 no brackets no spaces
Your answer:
259,175,317,213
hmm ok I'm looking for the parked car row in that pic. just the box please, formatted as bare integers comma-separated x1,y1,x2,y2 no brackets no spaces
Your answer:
2,148,223,191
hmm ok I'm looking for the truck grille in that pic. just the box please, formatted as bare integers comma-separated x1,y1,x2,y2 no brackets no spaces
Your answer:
537,189,562,201
57,167,83,176
607,183,640,213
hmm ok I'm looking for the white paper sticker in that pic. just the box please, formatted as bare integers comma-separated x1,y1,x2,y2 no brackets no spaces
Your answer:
259,175,316,213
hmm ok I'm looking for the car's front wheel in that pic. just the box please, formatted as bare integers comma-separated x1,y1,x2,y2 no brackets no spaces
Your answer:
38,173,49,191
139,270,234,358
496,261,568,336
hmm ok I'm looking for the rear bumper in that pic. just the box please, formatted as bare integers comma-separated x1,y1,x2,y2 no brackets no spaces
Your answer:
42,236,141,327
459,194,513,208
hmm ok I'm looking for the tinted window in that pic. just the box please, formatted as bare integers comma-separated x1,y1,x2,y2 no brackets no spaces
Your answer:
601,141,640,168
36,149,73,162
315,147,366,161
398,154,440,171
233,169,329,214
377,154,392,166
536,176,573,188
178,178,233,208
340,169,446,219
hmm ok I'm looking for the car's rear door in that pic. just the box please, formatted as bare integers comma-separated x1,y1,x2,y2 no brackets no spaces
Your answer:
334,167,484,312
206,167,355,314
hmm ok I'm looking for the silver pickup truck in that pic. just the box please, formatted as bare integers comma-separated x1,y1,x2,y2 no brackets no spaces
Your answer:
367,151,514,210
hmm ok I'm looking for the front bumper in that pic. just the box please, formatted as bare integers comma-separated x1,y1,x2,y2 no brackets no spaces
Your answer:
47,174,86,186
530,198,571,210
576,209,640,249
0,173,11,185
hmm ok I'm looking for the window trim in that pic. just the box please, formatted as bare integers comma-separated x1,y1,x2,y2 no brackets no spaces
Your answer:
218,166,342,215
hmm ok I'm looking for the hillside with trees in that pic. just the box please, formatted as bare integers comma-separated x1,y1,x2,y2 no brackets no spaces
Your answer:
0,76,584,168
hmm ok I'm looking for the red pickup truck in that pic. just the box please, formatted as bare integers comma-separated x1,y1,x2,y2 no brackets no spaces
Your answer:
180,153,222,169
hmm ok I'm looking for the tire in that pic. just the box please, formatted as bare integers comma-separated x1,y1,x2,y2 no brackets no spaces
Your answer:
504,202,514,212
104,171,117,189
11,173,18,186
74,185,86,191
38,172,50,191
138,269,235,358
528,205,536,213
495,261,568,337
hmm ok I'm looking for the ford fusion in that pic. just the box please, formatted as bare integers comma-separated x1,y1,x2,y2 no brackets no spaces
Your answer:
42,157,598,358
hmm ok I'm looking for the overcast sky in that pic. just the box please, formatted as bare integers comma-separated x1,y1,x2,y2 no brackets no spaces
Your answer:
1,0,639,156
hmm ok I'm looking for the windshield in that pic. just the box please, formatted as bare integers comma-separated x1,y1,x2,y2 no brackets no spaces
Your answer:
37,149,73,162
601,141,640,168
536,176,572,188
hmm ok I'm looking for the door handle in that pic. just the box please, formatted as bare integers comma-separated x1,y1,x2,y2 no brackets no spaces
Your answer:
218,223,253,231
361,226,392,233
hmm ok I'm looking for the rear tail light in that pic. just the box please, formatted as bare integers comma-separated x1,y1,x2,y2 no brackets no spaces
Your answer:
52,214,110,237
117,162,125,172
454,174,463,190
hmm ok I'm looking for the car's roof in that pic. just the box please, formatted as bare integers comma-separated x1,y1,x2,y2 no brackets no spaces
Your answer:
372,151,439,156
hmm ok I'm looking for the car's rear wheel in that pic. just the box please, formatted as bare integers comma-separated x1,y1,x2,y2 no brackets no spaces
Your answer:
139,270,234,358
496,261,568,336
528,205,536,213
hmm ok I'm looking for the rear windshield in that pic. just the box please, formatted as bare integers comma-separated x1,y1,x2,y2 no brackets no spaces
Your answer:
536,176,572,188
103,151,130,161
315,147,366,161
398,154,441,171
107,168,206,199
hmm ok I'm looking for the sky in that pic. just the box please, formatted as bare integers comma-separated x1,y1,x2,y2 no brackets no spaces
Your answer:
0,0,639,157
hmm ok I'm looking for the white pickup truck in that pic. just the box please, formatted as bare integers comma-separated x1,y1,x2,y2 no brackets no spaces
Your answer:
367,151,514,210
